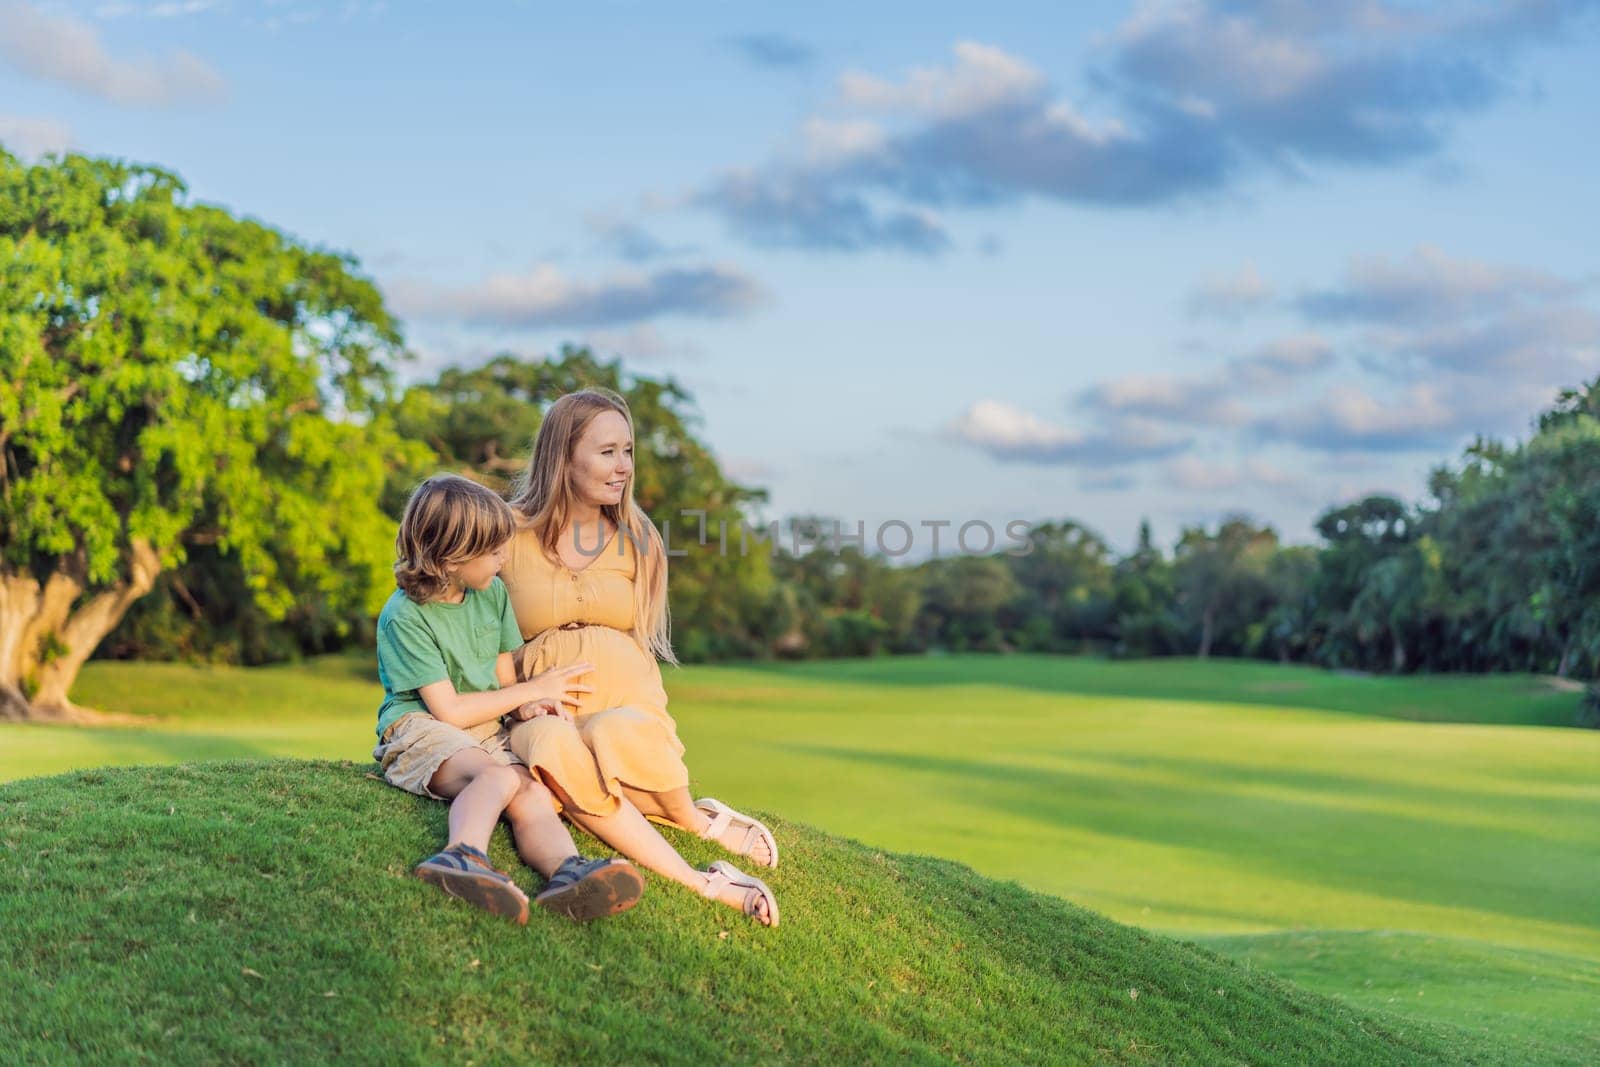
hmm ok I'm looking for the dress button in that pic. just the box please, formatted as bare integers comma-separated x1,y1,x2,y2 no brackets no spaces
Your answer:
576,595,584,602
570,574,578,582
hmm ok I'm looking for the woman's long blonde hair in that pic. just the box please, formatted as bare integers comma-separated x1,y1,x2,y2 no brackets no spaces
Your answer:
508,388,677,665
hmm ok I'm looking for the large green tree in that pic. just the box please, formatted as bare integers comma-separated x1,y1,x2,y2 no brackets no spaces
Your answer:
0,152,424,720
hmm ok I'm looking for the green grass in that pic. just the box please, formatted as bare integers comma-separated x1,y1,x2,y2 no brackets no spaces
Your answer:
3,653,1597,1060
1,761,1478,1063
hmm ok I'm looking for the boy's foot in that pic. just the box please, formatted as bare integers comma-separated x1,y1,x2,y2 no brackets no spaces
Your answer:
534,855,645,922
414,843,530,926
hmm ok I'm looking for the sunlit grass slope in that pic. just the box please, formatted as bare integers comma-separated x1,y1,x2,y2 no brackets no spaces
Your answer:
2,761,1470,1064
2,652,1595,1057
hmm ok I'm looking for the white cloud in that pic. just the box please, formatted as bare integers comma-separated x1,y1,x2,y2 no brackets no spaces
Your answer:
946,399,1189,465
801,117,889,168
0,0,225,105
1189,262,1273,318
1255,382,1470,452
94,1,218,17
577,324,701,363
1163,455,1295,493
838,41,1046,120
0,115,72,158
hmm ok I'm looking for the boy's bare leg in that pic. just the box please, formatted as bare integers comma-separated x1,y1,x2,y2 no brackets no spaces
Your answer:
565,798,772,924
503,767,580,879
427,749,522,855
621,784,775,867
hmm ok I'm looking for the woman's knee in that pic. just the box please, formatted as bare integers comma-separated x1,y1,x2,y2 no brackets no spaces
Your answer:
580,706,652,746
509,714,583,748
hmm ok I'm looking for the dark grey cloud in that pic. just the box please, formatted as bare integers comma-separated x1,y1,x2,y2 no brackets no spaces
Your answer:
1251,248,1597,451
1077,374,1244,428
588,217,696,262
1251,382,1493,453
1232,334,1335,385
1074,333,1335,428
693,5,1595,253
727,32,815,69
387,263,766,329
1297,245,1580,324
1382,303,1600,379
951,246,1595,471
694,169,950,255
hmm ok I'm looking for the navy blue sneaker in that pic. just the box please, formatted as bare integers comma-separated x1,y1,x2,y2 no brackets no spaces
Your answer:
414,843,530,925
534,856,644,921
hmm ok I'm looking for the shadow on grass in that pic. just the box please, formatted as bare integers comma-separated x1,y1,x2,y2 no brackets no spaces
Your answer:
781,742,1600,937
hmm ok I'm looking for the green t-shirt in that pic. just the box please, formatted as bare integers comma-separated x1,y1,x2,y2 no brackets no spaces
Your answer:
374,578,525,739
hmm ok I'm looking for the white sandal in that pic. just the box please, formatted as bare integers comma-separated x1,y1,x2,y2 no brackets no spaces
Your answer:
695,797,779,869
700,860,779,927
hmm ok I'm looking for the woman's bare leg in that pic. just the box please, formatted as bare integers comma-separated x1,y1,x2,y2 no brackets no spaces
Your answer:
622,784,776,867
565,798,772,924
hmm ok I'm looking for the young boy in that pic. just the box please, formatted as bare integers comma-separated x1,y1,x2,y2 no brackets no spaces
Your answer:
372,474,645,922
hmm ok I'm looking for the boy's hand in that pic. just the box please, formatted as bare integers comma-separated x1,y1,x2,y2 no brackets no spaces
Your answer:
518,662,594,715
508,700,574,724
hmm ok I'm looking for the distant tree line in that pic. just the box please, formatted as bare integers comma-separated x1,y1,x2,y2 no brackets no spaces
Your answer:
754,379,1600,700
107,354,1600,697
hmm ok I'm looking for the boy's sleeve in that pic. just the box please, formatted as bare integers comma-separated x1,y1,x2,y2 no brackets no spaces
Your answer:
379,609,450,693
495,579,524,654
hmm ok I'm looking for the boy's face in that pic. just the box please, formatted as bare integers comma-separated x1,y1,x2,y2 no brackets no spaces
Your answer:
455,539,510,592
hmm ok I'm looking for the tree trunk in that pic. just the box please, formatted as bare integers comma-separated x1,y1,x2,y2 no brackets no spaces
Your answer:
0,540,160,722
1557,642,1574,678
1391,631,1407,673
1198,605,1216,659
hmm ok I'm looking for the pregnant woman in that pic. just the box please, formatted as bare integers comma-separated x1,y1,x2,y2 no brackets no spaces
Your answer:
498,389,778,909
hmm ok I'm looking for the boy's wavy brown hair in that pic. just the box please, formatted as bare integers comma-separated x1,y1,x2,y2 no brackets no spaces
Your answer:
395,474,516,603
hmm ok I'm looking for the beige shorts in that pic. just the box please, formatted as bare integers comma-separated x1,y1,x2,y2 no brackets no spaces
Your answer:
372,712,524,800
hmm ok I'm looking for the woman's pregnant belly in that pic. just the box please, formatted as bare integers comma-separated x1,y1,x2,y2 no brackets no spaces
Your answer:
523,625,668,719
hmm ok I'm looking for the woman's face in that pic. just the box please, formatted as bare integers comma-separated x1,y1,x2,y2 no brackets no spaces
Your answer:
569,410,634,511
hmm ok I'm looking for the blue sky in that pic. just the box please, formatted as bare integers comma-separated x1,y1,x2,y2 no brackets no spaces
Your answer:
3,1,1597,553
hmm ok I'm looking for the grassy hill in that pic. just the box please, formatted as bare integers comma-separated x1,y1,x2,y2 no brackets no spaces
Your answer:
3,653,1596,1059
2,760,1475,1064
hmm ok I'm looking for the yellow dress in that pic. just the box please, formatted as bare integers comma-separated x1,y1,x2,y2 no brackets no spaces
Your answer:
499,518,687,816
